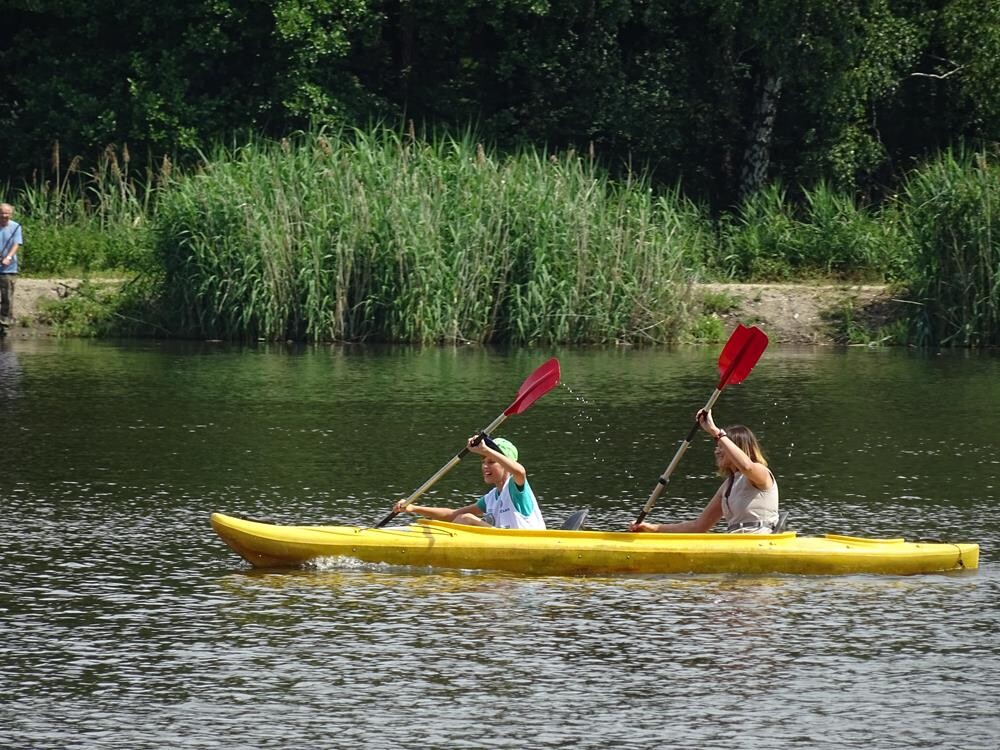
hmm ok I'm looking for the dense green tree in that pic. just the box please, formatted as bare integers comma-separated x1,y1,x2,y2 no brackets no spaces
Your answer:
3,0,999,205
877,0,1000,167
3,0,381,175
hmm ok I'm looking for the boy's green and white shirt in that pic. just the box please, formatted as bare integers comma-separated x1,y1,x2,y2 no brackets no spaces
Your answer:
476,477,545,530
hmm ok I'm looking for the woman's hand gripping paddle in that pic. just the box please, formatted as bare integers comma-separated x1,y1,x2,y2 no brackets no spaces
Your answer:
375,358,561,528
632,324,768,526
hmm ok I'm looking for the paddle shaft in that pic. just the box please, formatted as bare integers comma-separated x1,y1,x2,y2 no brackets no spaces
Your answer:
374,411,509,528
634,329,763,525
634,387,724,525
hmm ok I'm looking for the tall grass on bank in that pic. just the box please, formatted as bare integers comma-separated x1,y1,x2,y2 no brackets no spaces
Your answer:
12,143,161,274
153,127,709,343
13,130,999,348
899,148,1000,347
711,182,905,281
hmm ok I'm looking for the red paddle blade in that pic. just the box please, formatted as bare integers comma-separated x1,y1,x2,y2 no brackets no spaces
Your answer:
506,358,561,415
717,325,768,387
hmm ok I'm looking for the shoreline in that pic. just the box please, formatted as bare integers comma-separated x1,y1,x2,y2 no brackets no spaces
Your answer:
4,277,903,345
695,281,902,345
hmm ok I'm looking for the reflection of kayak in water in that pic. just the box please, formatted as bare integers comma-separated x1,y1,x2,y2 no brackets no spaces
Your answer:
210,512,979,576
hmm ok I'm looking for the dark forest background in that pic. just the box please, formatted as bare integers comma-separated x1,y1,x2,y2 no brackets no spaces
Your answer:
5,0,999,207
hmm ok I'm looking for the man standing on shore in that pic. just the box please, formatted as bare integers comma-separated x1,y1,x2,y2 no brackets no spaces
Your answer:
0,203,22,326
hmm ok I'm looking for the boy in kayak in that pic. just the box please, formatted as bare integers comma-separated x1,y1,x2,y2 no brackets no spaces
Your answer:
392,434,546,530
629,408,779,534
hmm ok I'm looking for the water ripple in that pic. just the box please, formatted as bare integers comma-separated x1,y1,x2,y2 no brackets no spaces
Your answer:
2,342,998,749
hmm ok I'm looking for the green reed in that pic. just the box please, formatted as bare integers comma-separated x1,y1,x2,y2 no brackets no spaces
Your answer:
153,127,707,343
898,148,1000,347
798,182,906,280
13,143,161,274
712,183,797,279
20,128,998,348
713,182,903,281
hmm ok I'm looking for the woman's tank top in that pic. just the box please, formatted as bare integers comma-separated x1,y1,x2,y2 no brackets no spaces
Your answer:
722,470,779,528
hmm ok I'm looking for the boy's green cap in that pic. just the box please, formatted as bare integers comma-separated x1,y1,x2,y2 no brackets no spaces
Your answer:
484,436,518,461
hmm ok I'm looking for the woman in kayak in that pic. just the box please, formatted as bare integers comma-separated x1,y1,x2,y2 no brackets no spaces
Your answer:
391,434,546,530
630,408,779,534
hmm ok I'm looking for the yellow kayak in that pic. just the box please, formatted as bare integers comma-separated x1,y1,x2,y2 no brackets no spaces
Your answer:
210,512,979,576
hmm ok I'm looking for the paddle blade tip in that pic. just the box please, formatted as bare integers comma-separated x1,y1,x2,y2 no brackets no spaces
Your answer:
507,358,561,415
718,325,769,385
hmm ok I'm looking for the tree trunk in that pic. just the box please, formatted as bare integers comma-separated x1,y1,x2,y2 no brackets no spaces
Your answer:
739,74,783,200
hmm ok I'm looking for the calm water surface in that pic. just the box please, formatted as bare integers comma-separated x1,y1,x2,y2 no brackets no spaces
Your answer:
2,338,998,749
